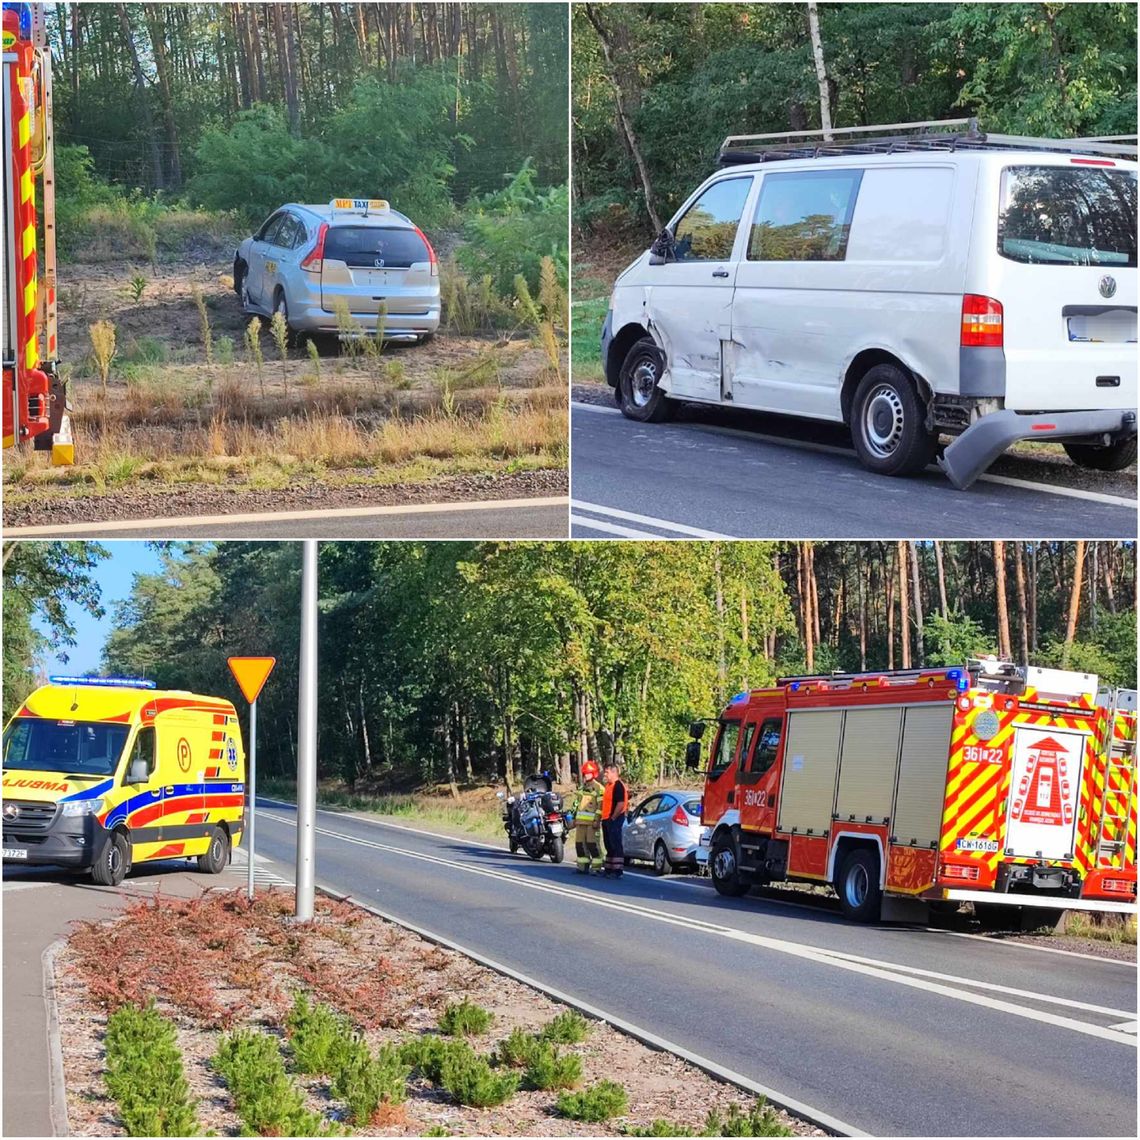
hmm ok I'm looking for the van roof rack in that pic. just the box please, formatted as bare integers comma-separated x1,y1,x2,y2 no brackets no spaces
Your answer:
718,118,1138,166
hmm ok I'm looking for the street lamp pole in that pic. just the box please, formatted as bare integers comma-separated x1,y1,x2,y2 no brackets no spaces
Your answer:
295,540,318,920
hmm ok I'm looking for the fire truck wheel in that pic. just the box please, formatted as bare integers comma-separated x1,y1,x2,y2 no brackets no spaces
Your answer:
197,827,231,875
850,363,937,476
619,337,677,424
710,834,749,897
836,848,882,922
1063,438,1137,471
92,832,130,888
653,841,672,876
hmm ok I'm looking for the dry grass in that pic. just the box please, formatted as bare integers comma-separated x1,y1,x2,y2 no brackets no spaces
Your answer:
1061,910,1137,944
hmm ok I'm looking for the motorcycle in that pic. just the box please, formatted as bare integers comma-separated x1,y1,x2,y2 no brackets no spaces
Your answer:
498,772,567,863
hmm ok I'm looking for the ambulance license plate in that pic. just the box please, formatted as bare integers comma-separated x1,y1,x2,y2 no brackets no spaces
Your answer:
3,847,29,860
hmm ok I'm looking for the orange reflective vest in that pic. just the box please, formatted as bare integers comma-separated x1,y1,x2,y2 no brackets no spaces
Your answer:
601,779,627,820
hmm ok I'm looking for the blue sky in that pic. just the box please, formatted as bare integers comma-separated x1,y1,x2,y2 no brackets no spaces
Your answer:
39,542,166,677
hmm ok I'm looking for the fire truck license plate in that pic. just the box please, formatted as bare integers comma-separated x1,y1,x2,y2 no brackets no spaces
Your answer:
3,848,29,860
956,838,999,853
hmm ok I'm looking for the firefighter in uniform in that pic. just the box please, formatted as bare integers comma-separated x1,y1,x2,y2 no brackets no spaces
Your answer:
601,762,628,878
570,760,604,874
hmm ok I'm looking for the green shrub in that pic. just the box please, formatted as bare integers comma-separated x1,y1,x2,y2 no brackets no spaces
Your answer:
626,1121,698,1137
330,1037,410,1125
438,998,494,1037
557,1079,629,1122
399,1034,463,1083
286,991,346,1075
523,1040,582,1091
541,1010,591,1044
213,1028,337,1136
103,1002,201,1137
703,1100,794,1137
493,1026,539,1068
439,1046,519,1108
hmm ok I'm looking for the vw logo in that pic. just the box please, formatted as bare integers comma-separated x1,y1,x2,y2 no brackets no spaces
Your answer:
1099,275,1117,299
2,802,19,821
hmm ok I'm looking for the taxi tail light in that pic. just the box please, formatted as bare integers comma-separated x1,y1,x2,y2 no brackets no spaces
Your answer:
300,223,329,273
414,225,439,277
961,294,1003,348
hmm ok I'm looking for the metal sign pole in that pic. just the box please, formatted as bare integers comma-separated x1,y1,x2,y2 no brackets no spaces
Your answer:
295,540,318,920
246,697,257,901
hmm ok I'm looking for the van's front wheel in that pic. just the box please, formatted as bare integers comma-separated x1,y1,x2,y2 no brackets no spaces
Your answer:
619,337,675,424
850,364,936,476
197,826,230,875
1063,438,1137,472
92,832,129,887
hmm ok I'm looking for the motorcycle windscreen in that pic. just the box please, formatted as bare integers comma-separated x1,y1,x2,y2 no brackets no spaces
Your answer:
1005,725,1087,861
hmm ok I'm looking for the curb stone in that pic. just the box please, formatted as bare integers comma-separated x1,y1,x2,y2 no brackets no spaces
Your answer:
43,938,70,1137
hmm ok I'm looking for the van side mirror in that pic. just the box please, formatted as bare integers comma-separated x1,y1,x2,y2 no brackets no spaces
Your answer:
127,757,149,784
688,720,706,740
648,228,676,266
685,740,703,770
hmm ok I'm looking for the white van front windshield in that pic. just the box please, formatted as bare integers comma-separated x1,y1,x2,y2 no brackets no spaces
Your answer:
998,166,1137,267
2,719,130,777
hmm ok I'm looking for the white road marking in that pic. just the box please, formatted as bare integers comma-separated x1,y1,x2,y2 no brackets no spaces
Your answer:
572,400,1136,508
260,810,1136,1047
1109,1020,1137,1034
570,500,737,539
4,495,570,537
570,514,675,539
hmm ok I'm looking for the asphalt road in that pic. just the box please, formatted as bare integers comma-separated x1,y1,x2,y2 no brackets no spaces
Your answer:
570,402,1137,539
252,799,1136,1138
4,496,570,539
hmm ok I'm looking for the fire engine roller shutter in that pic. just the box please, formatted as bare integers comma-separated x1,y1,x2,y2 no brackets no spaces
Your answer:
891,704,955,847
836,707,904,823
777,710,843,835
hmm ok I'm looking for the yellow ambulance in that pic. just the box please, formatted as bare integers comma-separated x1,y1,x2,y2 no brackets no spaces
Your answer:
2,677,246,886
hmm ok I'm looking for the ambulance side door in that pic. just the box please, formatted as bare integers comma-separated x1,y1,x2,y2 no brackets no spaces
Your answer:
157,716,205,849
738,713,784,834
118,724,162,848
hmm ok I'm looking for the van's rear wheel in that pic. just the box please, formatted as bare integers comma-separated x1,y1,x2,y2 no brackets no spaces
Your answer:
835,848,882,922
197,826,230,875
1063,438,1137,471
619,337,675,423
850,364,936,476
92,832,129,887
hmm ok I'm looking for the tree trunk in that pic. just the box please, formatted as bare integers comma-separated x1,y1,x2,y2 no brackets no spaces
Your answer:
933,541,949,618
583,4,662,232
143,6,182,189
909,542,924,665
1013,544,1030,665
115,4,163,191
714,544,727,703
807,1,834,139
857,559,868,670
993,542,1011,659
1062,541,1086,667
897,542,911,669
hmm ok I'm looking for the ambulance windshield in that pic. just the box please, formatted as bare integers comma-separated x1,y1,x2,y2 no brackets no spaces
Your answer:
2,719,130,777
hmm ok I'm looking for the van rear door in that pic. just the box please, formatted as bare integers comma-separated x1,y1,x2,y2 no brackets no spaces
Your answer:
987,162,1137,412
320,225,436,318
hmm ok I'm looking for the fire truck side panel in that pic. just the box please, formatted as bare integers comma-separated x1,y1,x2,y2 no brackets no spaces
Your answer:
775,710,843,837
835,706,903,824
890,704,955,849
786,834,830,879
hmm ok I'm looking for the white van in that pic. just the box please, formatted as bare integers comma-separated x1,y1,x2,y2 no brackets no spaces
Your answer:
600,121,1137,488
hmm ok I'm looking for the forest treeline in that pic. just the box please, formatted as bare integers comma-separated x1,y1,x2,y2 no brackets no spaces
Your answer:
4,541,1135,791
573,2,1138,234
51,2,567,231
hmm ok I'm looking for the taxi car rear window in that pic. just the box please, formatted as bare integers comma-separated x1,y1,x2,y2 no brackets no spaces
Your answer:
325,226,428,269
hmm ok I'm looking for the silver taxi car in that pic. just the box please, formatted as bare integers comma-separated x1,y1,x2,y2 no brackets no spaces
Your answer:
233,198,440,342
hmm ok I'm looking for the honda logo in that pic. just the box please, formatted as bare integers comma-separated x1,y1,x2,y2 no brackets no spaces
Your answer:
373,258,386,268
1099,275,1117,299
2,802,19,821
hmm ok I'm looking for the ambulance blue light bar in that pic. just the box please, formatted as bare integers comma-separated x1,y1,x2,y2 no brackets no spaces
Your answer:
49,675,157,690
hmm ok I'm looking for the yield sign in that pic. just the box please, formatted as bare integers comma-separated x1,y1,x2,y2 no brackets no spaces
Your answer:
227,656,276,704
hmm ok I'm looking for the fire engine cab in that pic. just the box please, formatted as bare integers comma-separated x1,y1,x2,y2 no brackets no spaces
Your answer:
688,659,1137,923
2,1,72,464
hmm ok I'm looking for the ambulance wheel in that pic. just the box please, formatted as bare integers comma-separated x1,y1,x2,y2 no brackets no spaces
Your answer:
547,837,565,864
653,841,672,876
197,827,230,875
710,834,749,897
92,832,129,887
836,848,882,923
1063,438,1137,471
619,337,676,423
850,363,937,476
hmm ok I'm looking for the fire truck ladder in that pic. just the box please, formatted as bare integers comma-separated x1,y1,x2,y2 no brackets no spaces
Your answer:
1094,689,1137,867
719,117,1139,166
774,666,958,691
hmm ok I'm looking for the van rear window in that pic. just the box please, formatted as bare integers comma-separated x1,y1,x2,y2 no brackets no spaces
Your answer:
325,226,428,269
2,719,129,776
998,166,1137,267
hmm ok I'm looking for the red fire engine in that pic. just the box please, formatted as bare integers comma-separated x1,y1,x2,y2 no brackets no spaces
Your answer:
689,659,1137,923
3,2,71,463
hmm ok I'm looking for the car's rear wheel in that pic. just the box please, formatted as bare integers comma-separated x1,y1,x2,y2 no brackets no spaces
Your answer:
1063,438,1137,471
274,290,293,335
850,363,937,476
653,841,672,877
197,826,230,875
619,336,675,423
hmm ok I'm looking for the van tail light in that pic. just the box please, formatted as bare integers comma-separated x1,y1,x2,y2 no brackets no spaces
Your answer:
672,806,689,826
300,222,328,273
961,295,1003,348
414,225,439,277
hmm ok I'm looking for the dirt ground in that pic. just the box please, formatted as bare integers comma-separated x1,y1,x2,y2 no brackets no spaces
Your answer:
55,888,820,1138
